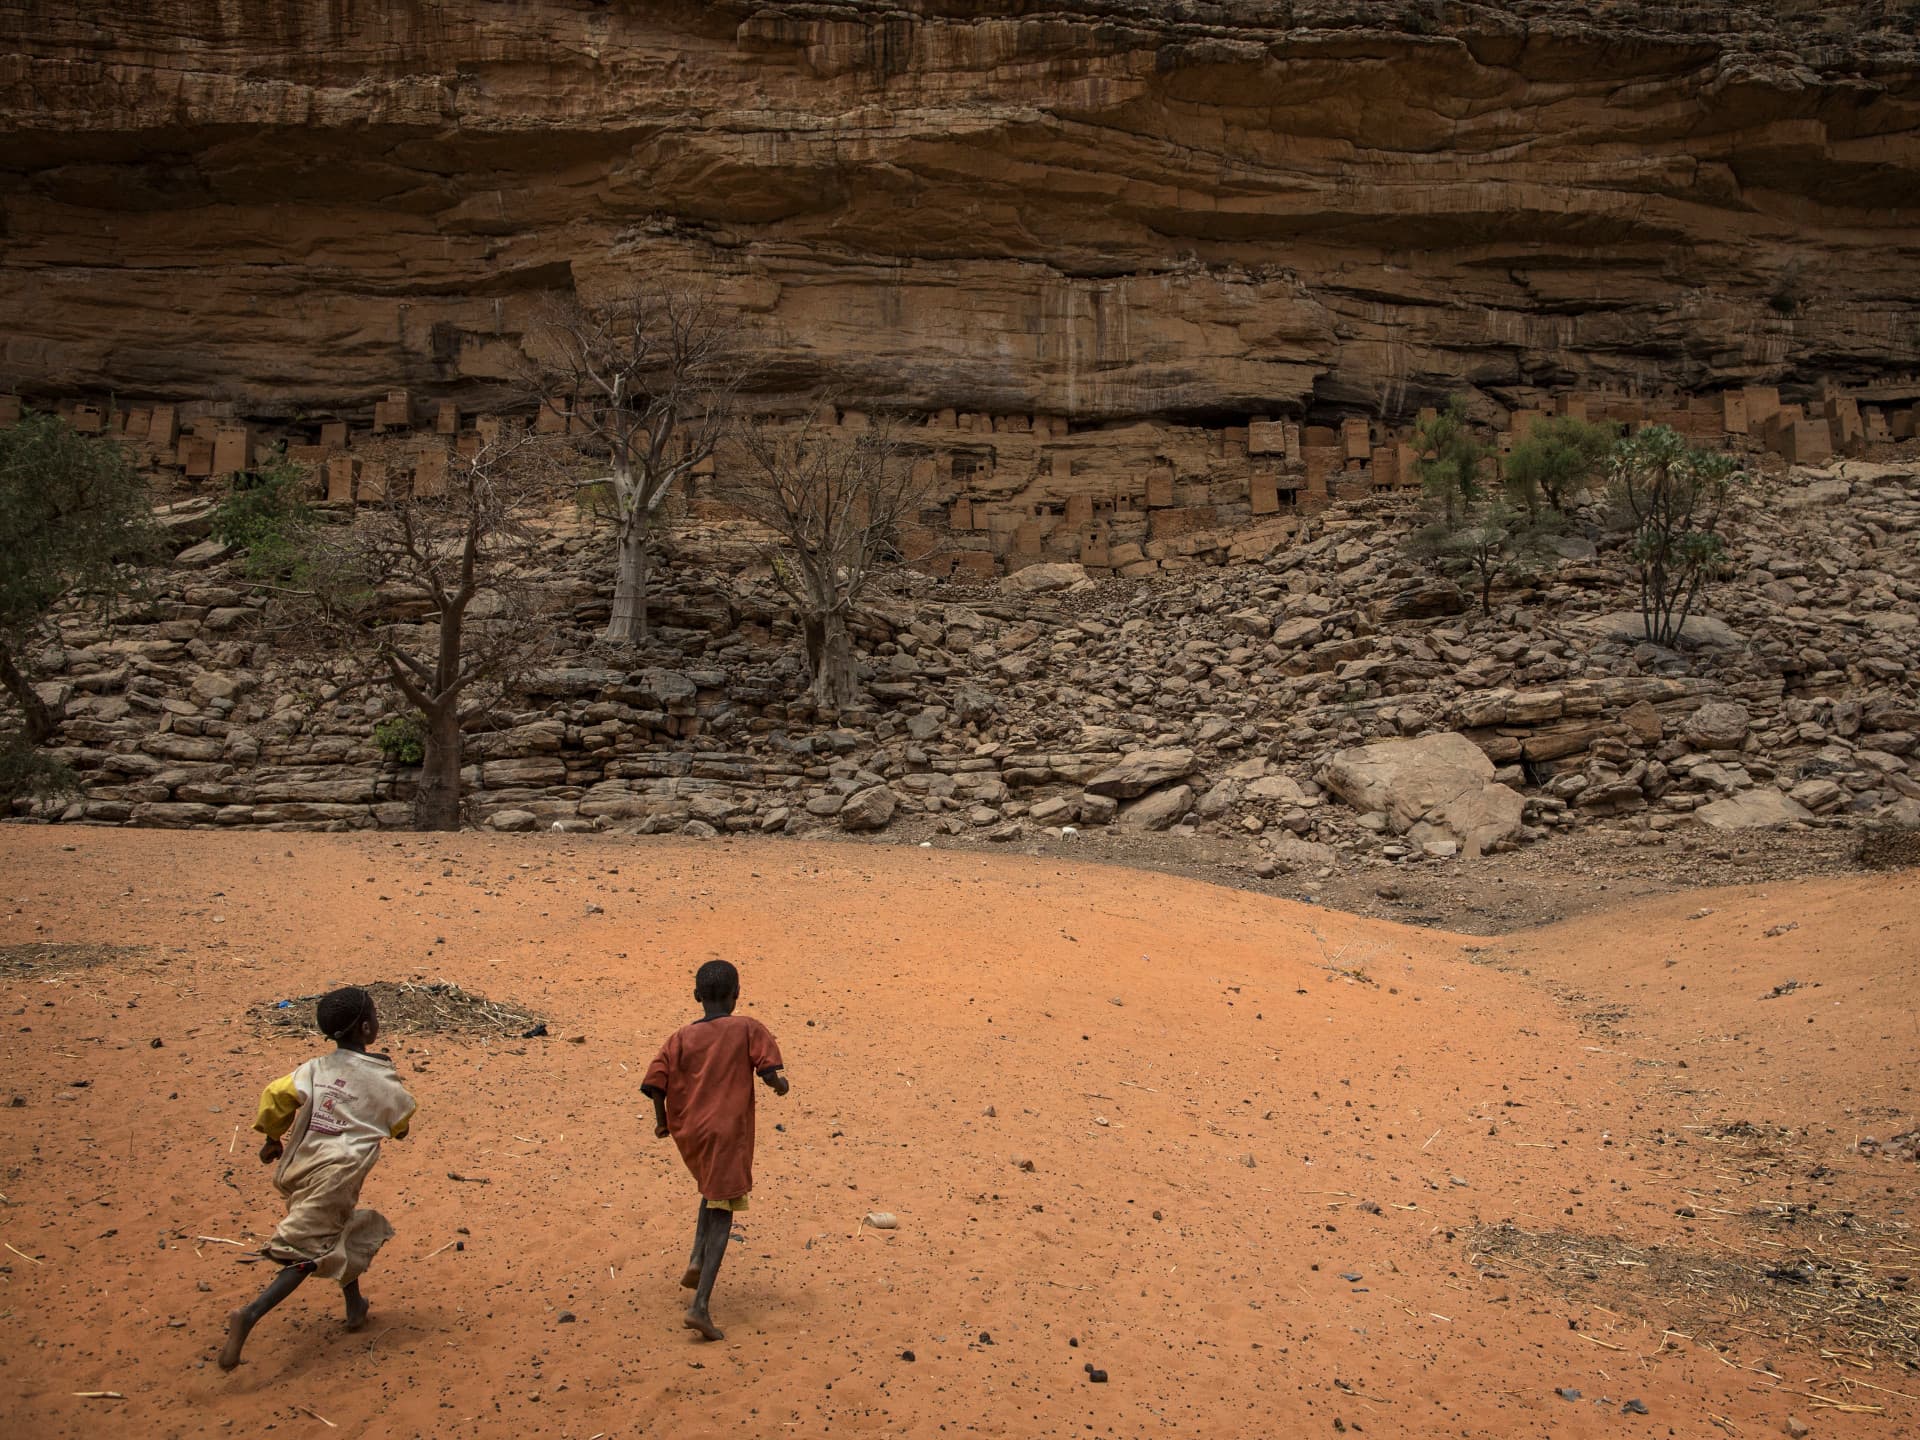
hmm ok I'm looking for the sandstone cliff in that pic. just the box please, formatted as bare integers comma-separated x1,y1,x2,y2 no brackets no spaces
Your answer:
3,1,1918,420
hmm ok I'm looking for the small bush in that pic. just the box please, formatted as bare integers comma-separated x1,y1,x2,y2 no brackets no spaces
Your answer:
213,449,318,583
1609,426,1743,647
1413,396,1491,524
374,714,426,766
0,733,78,809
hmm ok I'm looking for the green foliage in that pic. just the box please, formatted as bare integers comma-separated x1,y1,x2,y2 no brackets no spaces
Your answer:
1503,416,1618,514
1409,493,1559,612
373,713,427,766
1413,396,1490,524
212,448,318,583
0,409,153,644
0,733,78,809
1609,425,1743,647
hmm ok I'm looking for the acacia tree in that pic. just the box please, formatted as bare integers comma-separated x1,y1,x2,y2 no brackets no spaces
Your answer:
0,409,153,745
525,283,748,645
1409,493,1557,612
310,433,557,830
1502,416,1617,516
1413,396,1490,524
1610,425,1743,647
724,414,933,709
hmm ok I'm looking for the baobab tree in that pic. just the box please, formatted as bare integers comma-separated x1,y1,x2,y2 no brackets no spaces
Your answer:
524,282,748,645
0,409,153,747
724,413,933,709
312,432,558,830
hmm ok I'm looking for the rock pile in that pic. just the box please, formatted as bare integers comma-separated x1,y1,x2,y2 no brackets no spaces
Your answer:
14,457,1920,872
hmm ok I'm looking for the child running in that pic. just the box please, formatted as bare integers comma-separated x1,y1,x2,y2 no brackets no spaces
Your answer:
219,985,416,1370
642,960,788,1341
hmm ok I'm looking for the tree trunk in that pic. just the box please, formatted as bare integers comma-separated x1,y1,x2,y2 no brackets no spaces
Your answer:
801,616,826,680
0,645,57,745
603,516,652,645
412,705,464,831
809,610,857,709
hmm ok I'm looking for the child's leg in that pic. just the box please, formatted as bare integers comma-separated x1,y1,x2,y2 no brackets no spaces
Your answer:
343,1278,370,1331
682,1199,707,1290
683,1206,733,1341
218,1260,314,1370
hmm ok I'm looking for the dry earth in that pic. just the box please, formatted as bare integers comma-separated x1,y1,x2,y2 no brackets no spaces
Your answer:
1,831,1915,1440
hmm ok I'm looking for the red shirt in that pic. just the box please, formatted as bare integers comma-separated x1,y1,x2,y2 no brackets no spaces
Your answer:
643,1015,784,1201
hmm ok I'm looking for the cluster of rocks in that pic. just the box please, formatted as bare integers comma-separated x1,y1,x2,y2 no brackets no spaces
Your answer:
14,456,1920,871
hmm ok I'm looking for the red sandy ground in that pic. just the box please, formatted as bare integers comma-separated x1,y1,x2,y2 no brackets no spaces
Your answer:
0,831,1914,1440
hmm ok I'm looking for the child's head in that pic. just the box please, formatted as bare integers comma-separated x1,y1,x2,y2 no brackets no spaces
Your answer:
317,986,379,1047
694,959,740,1007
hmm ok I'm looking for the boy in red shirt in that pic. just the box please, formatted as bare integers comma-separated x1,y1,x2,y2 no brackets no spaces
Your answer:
642,959,788,1340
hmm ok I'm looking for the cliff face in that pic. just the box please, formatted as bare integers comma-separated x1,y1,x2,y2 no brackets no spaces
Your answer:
2,0,1917,420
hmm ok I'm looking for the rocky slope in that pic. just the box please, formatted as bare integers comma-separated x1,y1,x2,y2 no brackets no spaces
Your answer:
3,1,1918,418
16,448,1919,886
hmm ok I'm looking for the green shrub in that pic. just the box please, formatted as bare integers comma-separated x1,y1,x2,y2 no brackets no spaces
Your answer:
1413,397,1490,524
1610,425,1744,646
1503,416,1618,514
0,733,78,808
212,448,317,583
374,714,426,766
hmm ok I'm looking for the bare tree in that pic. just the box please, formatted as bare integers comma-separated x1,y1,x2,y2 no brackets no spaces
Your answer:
309,432,559,830
724,413,933,710
524,282,748,645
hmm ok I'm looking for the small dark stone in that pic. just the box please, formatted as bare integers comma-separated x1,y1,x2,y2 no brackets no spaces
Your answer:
1621,1398,1648,1415
1087,1368,1108,1383
978,1331,992,1345
900,1350,915,1362
150,1038,164,1049
557,1311,576,1323
1068,1337,1078,1347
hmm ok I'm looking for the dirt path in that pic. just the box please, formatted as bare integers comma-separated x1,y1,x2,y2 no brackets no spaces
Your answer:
1,831,1913,1439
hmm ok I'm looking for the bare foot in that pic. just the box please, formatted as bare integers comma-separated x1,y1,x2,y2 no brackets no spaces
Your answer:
680,1267,701,1290
344,1291,371,1332
683,1305,724,1341
218,1308,254,1370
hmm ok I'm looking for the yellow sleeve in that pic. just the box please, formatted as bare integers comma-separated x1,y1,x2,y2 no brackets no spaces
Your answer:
390,1102,416,1140
254,1072,303,1138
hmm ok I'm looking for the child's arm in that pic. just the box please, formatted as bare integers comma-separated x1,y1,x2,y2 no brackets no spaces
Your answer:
750,1022,788,1097
253,1071,303,1164
641,1083,669,1138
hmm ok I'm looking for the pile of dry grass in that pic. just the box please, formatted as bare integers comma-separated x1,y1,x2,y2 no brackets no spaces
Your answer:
0,942,147,979
254,979,545,1038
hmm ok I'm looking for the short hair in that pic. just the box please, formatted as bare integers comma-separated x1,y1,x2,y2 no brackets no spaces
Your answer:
694,960,740,1002
317,986,376,1042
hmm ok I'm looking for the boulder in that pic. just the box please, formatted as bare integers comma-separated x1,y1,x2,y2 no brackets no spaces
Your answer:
1245,774,1309,804
1684,700,1751,750
1117,783,1192,830
1271,616,1324,650
487,809,538,832
1266,834,1335,873
175,537,237,569
1002,562,1089,594
1084,747,1196,799
1695,789,1814,831
1371,579,1466,622
1319,732,1525,857
1788,777,1845,814
1581,611,1744,650
839,785,898,831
